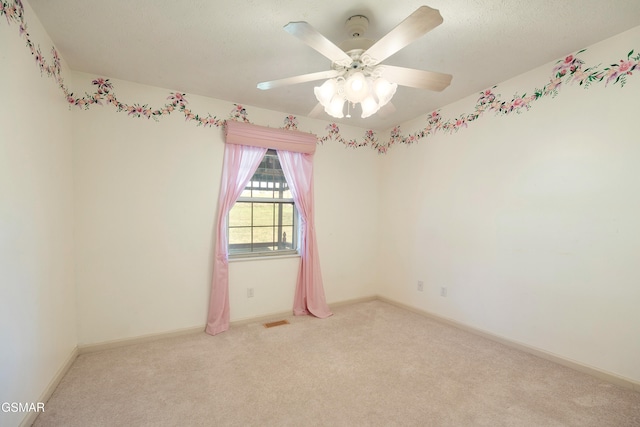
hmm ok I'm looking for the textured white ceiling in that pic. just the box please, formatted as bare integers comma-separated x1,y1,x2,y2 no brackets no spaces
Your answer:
27,0,640,130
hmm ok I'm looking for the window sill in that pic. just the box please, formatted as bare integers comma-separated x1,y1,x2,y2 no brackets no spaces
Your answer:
228,252,301,263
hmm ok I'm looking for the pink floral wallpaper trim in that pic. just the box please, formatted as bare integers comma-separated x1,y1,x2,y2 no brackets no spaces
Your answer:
2,0,638,154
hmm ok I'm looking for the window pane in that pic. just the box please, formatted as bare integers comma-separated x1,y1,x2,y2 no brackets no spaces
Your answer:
229,227,251,247
280,203,294,226
253,203,274,227
253,187,273,198
281,225,294,249
281,188,292,199
253,226,276,251
229,202,252,227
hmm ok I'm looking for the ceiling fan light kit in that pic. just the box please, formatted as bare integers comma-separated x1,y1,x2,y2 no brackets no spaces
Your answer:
314,68,398,119
258,6,452,120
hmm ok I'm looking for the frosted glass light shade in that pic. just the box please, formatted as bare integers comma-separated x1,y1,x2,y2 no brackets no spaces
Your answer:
360,96,379,118
373,78,397,107
325,95,345,118
344,72,368,103
314,79,337,106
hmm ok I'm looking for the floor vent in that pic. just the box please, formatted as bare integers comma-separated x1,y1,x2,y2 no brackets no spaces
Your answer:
263,320,289,328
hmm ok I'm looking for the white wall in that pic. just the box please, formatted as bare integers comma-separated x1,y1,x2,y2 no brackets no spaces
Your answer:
0,2,77,426
380,27,640,383
71,73,381,345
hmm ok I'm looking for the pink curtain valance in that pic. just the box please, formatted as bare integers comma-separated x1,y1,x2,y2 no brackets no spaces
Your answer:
225,120,317,154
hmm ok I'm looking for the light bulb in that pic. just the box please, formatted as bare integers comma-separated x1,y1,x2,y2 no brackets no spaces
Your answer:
344,72,368,103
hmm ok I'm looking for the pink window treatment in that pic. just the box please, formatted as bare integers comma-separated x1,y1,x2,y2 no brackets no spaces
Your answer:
206,121,331,336
278,150,332,318
225,120,317,154
205,143,267,335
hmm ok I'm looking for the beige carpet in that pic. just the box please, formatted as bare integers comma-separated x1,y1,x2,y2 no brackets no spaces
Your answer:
34,300,640,426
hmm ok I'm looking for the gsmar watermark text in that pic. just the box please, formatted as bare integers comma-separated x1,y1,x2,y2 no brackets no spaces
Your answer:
1,402,45,413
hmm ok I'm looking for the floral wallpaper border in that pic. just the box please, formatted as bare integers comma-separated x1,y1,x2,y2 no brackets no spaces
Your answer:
2,0,638,154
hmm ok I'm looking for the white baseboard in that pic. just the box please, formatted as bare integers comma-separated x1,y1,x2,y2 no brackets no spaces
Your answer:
229,309,294,327
377,296,640,393
78,296,380,353
329,295,378,308
22,346,79,427
78,325,205,354
228,296,379,326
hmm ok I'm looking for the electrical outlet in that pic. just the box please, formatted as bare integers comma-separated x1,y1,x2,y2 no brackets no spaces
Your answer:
247,288,254,298
440,287,447,297
417,281,424,292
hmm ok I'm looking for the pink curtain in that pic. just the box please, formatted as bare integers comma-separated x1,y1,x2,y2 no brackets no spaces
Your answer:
205,143,267,335
278,150,332,319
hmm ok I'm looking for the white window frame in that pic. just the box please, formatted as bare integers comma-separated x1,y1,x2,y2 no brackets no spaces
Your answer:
227,150,299,258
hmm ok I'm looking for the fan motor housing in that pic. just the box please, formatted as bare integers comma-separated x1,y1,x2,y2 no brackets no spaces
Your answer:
340,14,375,53
345,15,369,37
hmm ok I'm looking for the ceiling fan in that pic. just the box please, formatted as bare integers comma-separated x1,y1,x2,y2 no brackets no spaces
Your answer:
257,6,452,119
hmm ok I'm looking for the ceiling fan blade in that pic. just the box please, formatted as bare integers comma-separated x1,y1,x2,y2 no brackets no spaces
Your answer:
377,102,396,118
308,103,324,118
363,6,443,65
284,21,353,66
257,69,342,90
380,65,452,91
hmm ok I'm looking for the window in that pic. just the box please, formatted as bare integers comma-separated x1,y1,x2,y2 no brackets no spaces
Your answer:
228,150,298,257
